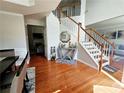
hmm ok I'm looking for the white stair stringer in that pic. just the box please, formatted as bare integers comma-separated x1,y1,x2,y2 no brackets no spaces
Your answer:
78,43,98,69
80,41,109,68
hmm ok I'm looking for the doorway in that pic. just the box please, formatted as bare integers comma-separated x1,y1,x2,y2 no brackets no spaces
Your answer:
27,25,45,56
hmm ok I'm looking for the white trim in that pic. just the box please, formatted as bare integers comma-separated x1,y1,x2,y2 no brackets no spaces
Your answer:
0,10,23,16
102,70,124,88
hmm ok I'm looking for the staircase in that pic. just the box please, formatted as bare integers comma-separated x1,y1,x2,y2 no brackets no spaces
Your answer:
53,2,114,71
81,41,109,67
58,14,114,71
50,0,124,87
58,15,124,87
52,3,124,86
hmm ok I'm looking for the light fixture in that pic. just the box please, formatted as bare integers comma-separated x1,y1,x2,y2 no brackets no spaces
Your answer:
4,0,35,7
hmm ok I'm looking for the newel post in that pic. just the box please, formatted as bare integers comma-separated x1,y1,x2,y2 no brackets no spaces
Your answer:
98,44,104,73
78,23,82,43
110,42,115,65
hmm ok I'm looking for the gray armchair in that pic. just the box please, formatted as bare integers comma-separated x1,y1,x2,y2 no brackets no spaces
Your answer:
113,44,124,62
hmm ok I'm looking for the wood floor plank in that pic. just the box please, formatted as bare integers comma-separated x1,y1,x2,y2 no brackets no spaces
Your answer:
29,55,122,93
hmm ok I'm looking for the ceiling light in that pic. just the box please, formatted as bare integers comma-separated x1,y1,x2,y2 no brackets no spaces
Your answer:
4,0,35,7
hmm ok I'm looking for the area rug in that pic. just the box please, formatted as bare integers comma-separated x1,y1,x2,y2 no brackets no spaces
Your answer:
26,67,35,93
103,65,118,73
56,58,77,65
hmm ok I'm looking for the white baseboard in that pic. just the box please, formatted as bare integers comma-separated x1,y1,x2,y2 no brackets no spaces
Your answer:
102,70,124,88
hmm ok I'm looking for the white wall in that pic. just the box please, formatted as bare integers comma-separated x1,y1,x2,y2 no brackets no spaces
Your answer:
46,12,60,60
0,11,27,56
86,0,124,25
24,18,46,26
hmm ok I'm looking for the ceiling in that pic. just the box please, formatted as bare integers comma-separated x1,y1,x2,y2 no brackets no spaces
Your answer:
87,15,124,30
0,0,61,16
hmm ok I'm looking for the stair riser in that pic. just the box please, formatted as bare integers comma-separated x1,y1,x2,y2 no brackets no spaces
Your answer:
82,42,109,67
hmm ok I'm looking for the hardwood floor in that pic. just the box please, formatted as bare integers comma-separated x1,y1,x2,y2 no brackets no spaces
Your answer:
29,55,122,93
110,62,123,82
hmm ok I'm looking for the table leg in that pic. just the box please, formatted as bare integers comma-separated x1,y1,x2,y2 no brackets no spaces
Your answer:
121,65,124,83
26,72,29,82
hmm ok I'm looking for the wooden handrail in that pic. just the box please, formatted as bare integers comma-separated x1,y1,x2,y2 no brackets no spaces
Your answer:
67,16,115,49
86,28,115,48
66,15,114,47
80,26,103,47
67,16,79,25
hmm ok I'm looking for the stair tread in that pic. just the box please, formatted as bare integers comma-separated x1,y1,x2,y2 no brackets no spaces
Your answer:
88,50,100,53
81,41,110,67
86,47,96,49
